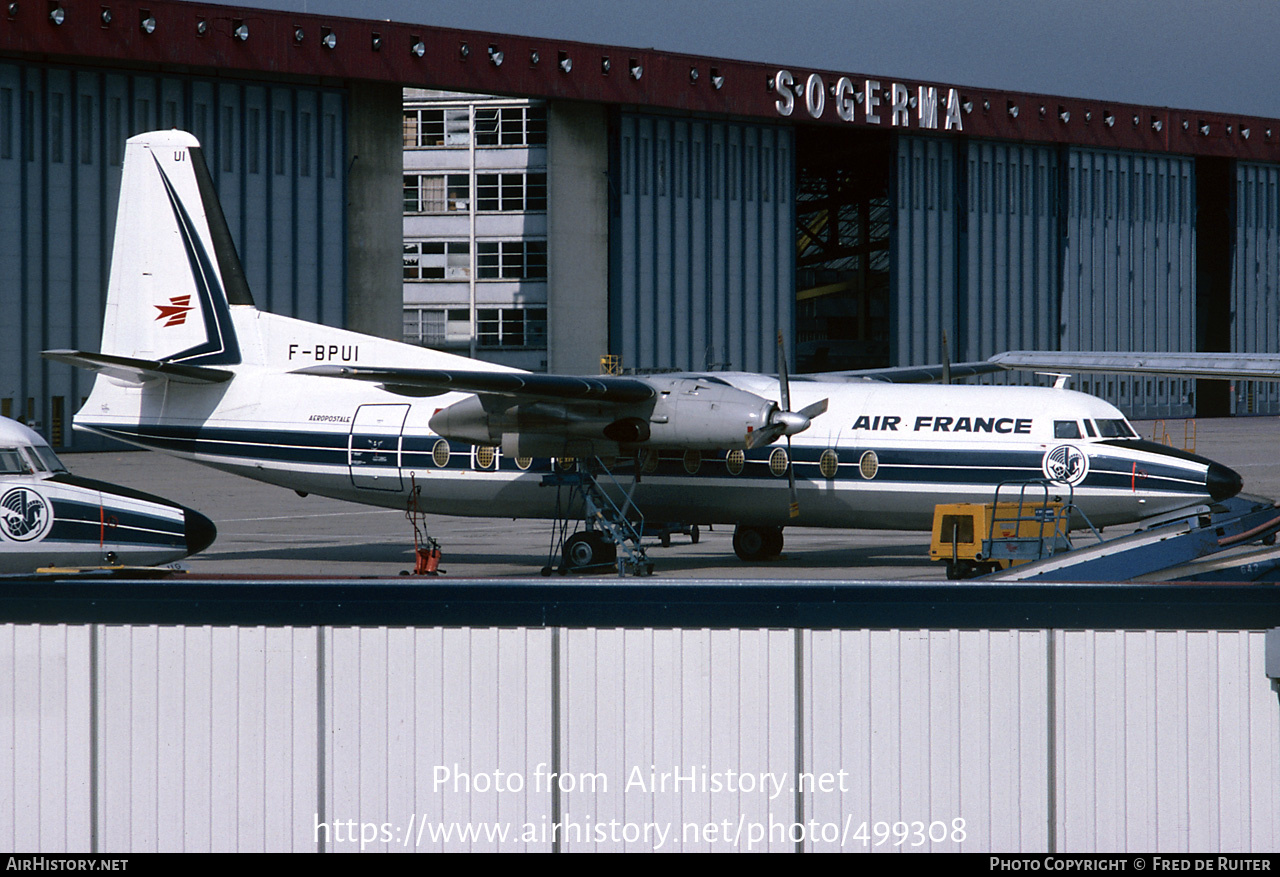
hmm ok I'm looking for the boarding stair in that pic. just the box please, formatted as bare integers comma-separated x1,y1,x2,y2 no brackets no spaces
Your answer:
541,456,654,577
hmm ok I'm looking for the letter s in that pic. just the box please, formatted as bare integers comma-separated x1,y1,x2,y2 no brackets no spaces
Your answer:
774,70,795,117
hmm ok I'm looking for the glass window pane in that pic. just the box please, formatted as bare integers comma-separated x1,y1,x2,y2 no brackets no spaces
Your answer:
421,175,446,212
526,308,547,348
501,174,522,209
502,310,524,346
476,174,499,211
444,108,470,147
525,241,547,278
477,309,500,346
0,448,28,474
526,173,547,211
526,106,547,145
475,107,499,146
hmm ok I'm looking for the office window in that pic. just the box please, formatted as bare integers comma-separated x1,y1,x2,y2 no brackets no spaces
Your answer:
404,174,470,213
404,241,470,280
476,307,547,348
476,172,546,212
403,107,470,147
404,307,473,346
476,240,547,280
474,105,546,146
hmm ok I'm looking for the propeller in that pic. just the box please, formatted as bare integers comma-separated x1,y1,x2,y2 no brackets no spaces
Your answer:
745,334,829,517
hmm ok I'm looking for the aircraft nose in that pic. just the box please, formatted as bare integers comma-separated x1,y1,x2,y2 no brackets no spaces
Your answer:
183,508,218,556
1207,461,1243,502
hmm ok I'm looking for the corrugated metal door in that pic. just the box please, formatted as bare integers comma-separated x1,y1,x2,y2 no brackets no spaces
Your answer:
893,136,958,367
0,62,347,449
962,142,1061,370
1233,163,1280,414
1062,149,1196,418
611,114,794,373
895,138,1060,382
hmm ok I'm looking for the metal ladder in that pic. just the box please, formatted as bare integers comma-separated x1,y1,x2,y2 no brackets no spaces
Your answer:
542,456,654,577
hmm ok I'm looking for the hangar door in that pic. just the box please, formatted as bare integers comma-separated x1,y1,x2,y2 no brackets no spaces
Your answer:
894,139,1195,419
0,62,347,449
894,137,1060,376
611,114,794,373
1233,163,1280,415
1061,149,1196,418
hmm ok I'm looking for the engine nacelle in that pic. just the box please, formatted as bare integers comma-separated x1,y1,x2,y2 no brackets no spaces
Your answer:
427,376,778,452
641,377,777,448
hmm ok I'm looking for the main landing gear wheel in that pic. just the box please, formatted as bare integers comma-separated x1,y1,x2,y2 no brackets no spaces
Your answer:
732,525,784,561
562,531,618,572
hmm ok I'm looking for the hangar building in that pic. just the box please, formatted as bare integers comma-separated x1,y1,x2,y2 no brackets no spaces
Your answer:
4,0,1280,448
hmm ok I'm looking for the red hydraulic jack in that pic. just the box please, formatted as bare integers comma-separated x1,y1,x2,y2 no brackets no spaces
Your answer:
414,538,443,575
406,475,444,576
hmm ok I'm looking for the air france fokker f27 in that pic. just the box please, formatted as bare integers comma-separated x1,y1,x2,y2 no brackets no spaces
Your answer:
46,131,1244,568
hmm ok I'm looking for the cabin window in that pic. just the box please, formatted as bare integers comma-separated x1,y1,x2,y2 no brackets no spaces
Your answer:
0,448,30,474
1054,420,1081,439
31,446,67,472
1095,418,1136,438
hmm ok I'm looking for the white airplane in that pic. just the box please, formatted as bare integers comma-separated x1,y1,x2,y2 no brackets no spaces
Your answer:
44,130,1244,569
0,414,216,573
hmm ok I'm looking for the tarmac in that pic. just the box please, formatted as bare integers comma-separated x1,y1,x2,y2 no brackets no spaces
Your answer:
61,416,1280,581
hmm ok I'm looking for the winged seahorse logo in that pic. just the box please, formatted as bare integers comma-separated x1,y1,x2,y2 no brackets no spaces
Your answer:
0,487,51,542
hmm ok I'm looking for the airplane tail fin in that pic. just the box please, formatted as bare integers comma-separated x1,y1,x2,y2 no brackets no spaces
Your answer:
99,130,251,368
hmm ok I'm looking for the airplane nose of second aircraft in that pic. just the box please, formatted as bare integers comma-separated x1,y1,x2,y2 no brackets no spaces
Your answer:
183,508,218,556
1207,461,1244,502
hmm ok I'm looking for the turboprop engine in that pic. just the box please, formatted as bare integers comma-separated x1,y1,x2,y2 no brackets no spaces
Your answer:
428,376,804,457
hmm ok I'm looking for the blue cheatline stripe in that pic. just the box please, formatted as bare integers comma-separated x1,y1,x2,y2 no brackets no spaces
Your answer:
88,423,1211,495
151,154,242,366
49,499,185,547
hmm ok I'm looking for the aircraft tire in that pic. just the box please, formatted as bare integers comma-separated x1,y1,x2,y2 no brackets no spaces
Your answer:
563,531,617,571
733,525,783,561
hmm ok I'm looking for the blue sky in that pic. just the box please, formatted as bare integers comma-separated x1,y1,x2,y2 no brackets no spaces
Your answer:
219,1,1280,118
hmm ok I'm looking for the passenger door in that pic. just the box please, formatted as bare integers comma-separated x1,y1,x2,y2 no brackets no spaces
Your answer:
348,404,410,491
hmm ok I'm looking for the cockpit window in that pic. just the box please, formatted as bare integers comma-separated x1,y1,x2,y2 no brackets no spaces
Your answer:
1095,418,1137,438
1054,420,1081,439
1082,419,1097,437
28,445,67,474
0,448,31,474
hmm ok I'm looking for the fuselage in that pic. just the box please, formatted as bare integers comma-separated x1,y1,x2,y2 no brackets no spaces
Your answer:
71,309,1240,533
0,417,216,572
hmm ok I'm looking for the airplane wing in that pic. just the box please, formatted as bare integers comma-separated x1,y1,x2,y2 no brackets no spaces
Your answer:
293,364,822,454
801,360,1006,383
44,350,233,384
291,365,657,402
989,351,1280,381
